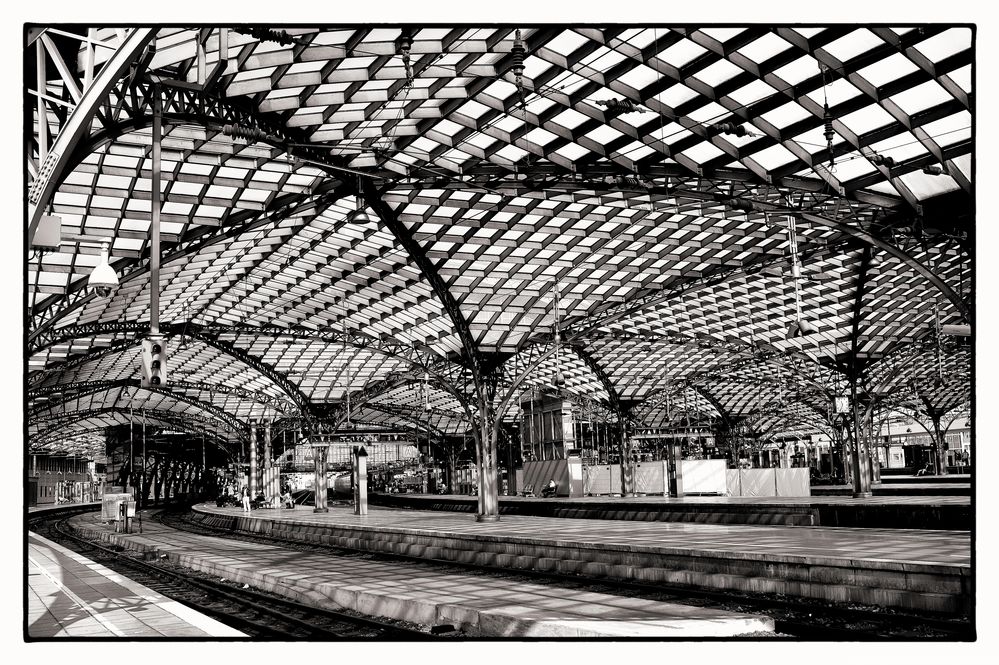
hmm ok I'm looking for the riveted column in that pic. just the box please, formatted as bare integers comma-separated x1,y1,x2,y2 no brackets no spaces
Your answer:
313,442,329,512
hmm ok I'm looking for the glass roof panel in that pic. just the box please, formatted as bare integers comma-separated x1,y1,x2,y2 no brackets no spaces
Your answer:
657,39,708,68
694,58,743,88
856,52,920,87
821,28,883,62
920,111,972,148
915,27,972,61
772,55,820,86
897,168,961,199
736,33,793,64
889,78,951,115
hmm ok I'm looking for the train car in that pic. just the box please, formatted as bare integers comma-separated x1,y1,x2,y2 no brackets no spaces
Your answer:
331,473,353,498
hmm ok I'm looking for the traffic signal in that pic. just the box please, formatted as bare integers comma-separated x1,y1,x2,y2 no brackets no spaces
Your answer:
140,337,168,387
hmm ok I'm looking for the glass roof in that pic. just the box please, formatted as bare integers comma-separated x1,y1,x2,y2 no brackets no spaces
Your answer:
25,24,972,458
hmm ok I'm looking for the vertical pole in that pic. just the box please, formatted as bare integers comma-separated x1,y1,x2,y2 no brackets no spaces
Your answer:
84,28,96,89
931,413,948,476
248,420,257,501
150,86,161,336
141,410,146,507
354,448,368,515
850,374,872,497
313,444,328,512
264,419,272,497
36,41,48,163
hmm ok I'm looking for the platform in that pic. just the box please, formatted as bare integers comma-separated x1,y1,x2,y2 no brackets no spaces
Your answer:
27,531,245,638
172,503,971,615
370,492,971,530
66,510,774,637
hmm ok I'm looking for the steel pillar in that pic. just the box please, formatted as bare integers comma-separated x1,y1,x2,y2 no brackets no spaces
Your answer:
353,446,368,516
849,377,873,498
248,421,258,501
313,444,329,512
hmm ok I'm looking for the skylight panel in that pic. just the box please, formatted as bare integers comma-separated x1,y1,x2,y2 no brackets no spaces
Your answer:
772,55,820,86
654,83,698,109
898,168,960,200
856,52,920,88
921,112,971,148
838,104,895,135
806,77,863,108
822,29,883,63
915,27,971,61
750,143,798,170
546,29,588,57
947,64,971,94
760,101,811,130
727,79,778,107
680,141,725,165
889,78,950,115
694,58,743,88
585,124,625,144
687,101,728,124
616,63,660,92
699,28,745,44
551,108,591,130
657,38,707,68
737,33,792,64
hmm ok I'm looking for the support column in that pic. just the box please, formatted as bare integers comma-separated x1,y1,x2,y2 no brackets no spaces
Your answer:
475,414,501,522
313,443,328,512
504,426,517,495
354,446,368,515
264,419,278,499
248,421,258,500
849,375,872,498
930,412,948,476
619,419,635,496
666,442,684,498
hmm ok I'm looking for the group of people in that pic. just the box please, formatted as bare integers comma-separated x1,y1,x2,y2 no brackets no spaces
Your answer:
237,485,296,512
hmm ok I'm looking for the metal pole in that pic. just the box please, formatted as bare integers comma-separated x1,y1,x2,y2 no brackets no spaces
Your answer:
850,374,871,497
150,86,161,335
141,409,146,507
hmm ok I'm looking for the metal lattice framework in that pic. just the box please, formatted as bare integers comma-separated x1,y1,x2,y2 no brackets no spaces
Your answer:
26,25,972,459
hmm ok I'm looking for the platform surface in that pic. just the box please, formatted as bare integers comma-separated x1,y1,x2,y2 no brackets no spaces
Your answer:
67,510,774,637
27,531,244,638
197,503,969,567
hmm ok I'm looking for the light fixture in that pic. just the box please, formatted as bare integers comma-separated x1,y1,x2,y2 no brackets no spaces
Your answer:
87,242,119,299
786,318,817,338
348,176,377,226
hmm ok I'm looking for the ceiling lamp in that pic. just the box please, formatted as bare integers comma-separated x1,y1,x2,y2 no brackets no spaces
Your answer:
786,318,817,338
348,176,378,226
88,242,119,299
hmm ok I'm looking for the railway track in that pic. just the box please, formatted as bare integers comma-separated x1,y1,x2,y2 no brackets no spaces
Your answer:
29,507,442,640
158,505,973,640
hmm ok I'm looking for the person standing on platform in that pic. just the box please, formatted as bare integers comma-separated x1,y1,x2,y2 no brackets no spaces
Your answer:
241,486,251,512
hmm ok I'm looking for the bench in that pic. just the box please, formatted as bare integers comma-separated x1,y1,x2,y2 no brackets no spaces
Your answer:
519,484,535,497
